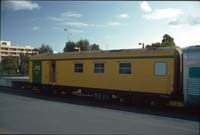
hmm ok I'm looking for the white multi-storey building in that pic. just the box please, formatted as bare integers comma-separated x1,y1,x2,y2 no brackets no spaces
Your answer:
0,40,38,62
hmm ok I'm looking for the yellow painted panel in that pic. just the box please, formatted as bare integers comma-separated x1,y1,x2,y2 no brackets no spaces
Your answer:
55,58,174,95
42,61,50,84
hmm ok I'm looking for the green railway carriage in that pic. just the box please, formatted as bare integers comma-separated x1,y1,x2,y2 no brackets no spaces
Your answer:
29,47,182,101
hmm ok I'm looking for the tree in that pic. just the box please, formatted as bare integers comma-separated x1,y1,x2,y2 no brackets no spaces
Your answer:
63,39,102,52
1,57,18,75
38,44,53,54
146,42,162,48
161,34,176,47
63,41,76,52
76,39,90,51
19,53,29,75
145,34,176,48
152,42,162,48
145,44,151,48
90,44,100,51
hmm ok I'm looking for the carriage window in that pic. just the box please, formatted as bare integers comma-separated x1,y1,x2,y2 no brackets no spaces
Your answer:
189,67,200,78
94,63,104,73
119,63,131,74
155,62,167,76
74,64,83,73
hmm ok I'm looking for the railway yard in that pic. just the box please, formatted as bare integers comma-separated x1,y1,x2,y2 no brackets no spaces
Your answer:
1,1,200,134
0,81,199,134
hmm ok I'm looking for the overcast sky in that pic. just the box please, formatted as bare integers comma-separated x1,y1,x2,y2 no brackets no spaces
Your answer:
1,1,200,52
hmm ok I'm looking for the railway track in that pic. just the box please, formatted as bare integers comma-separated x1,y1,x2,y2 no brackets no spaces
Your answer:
0,86,199,122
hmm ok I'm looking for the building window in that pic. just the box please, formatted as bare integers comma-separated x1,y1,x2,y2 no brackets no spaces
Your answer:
94,63,104,73
119,63,131,74
74,64,83,73
2,42,7,45
155,62,167,76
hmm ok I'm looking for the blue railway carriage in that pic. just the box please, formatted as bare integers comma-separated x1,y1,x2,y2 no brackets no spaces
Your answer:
183,45,200,105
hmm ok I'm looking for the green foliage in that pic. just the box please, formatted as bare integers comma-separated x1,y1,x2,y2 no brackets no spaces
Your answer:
90,44,100,51
76,39,90,51
63,41,76,52
19,53,29,75
63,39,101,52
145,45,151,48
1,57,18,75
161,34,176,47
0,54,29,76
146,34,176,48
146,42,161,48
38,44,53,54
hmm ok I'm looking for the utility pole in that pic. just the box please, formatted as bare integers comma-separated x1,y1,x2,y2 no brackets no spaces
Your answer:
64,28,72,42
139,43,145,49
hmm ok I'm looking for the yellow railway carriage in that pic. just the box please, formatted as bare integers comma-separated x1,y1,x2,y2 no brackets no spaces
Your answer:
29,47,182,101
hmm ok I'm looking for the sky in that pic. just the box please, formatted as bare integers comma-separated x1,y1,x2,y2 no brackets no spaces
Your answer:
1,1,200,53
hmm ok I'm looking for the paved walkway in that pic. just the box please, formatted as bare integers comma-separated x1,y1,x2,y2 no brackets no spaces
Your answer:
0,92,199,134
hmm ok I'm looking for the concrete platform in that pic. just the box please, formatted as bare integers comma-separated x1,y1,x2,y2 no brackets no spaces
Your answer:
0,76,29,87
0,92,199,134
